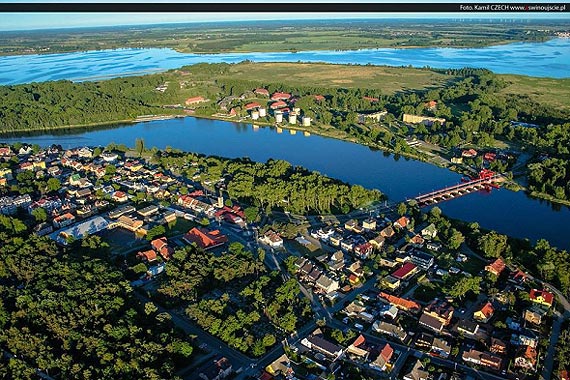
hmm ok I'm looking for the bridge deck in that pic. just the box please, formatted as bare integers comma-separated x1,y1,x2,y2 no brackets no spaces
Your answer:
414,174,505,206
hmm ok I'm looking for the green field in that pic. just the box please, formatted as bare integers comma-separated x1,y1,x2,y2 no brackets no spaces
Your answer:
499,74,570,110
214,62,456,94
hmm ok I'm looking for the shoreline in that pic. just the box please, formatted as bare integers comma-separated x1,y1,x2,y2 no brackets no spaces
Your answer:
2,112,569,208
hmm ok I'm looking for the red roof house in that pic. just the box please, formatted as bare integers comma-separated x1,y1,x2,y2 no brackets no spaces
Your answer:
271,92,291,101
363,96,379,103
151,237,168,252
529,289,554,308
485,258,506,277
245,102,262,111
391,262,418,280
185,96,206,105
183,227,228,250
394,216,409,229
378,292,421,313
138,249,157,262
270,100,288,110
314,95,325,102
474,302,495,323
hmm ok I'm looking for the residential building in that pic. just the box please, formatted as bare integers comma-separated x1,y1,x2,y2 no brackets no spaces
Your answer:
373,320,408,342
409,234,425,247
112,191,129,203
457,319,480,337
259,229,284,248
378,292,421,313
473,302,495,323
254,88,270,97
419,313,446,333
431,337,451,358
370,343,394,372
423,299,454,326
391,262,418,280
369,234,385,250
488,337,508,355
462,349,502,371
301,329,344,361
529,289,554,308
183,227,228,250
485,257,506,277
185,96,206,106
52,212,76,229
409,250,435,270
381,275,401,290
355,242,373,259
138,249,157,262
346,335,370,360
421,223,437,239
394,216,409,229
403,360,429,380
362,218,377,230
524,306,547,325
315,274,339,294
514,345,538,370
151,237,173,260
512,330,538,348
416,333,435,350
264,354,293,378
271,92,291,101
378,304,399,320
380,225,396,238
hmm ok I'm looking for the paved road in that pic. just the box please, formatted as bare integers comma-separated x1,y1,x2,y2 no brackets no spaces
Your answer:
540,310,567,380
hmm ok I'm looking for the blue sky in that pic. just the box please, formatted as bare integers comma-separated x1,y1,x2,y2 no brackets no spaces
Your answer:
0,1,568,31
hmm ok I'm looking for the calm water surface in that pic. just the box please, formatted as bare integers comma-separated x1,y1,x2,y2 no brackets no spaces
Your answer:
3,117,569,250
1,38,569,85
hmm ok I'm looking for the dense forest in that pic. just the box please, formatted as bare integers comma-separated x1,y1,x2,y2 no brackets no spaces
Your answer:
153,150,383,214
0,216,193,380
151,241,312,357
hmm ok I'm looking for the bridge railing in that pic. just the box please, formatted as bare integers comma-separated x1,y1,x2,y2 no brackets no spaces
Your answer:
414,174,503,201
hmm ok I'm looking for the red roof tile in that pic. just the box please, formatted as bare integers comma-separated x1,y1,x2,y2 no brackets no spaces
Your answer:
392,262,417,280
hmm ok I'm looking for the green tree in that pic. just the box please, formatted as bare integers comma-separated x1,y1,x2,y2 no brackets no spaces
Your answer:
448,276,482,300
478,231,509,258
46,177,61,192
135,138,145,156
31,207,48,223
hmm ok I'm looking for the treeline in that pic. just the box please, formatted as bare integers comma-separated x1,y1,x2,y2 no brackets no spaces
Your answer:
0,217,192,380
0,75,183,133
154,151,383,214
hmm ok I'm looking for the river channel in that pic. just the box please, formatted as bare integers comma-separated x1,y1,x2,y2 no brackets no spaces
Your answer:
3,117,569,250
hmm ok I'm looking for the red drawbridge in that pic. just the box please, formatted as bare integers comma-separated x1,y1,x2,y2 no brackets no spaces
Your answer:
414,170,506,207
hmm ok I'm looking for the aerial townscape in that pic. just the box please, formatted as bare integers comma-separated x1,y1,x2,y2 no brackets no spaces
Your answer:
1,10,570,380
